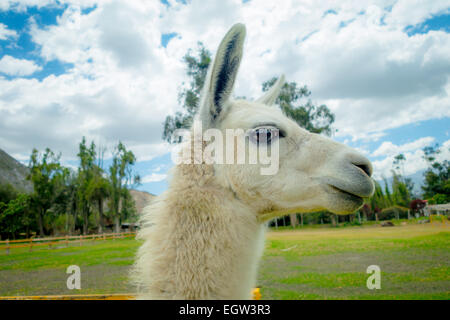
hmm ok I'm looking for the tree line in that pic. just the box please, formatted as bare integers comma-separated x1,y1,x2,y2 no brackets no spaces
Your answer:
0,138,140,239
1,43,448,238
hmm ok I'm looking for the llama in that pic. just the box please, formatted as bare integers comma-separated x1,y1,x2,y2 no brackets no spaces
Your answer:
132,23,374,299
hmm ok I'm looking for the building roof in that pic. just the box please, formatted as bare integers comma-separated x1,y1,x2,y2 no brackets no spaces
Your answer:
427,203,450,211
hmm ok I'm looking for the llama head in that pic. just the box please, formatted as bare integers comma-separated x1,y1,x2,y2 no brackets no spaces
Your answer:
195,23,374,221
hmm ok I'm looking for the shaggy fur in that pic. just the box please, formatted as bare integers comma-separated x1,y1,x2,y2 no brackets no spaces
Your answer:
132,23,374,300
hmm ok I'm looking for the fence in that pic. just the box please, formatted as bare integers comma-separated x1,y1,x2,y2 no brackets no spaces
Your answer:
0,232,137,255
0,288,262,300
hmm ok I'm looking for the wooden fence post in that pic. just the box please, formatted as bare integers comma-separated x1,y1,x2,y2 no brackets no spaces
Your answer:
29,239,33,252
6,239,9,255
66,235,69,248
79,235,82,246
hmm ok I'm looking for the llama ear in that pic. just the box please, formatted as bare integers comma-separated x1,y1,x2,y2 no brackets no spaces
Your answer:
199,23,246,128
256,75,285,106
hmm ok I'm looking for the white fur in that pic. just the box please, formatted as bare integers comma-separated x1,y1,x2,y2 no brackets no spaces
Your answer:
132,24,374,299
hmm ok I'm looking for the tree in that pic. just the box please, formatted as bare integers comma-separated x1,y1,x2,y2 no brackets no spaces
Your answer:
370,180,387,211
422,144,449,204
0,194,31,239
261,77,335,136
162,43,336,142
86,165,110,233
163,42,212,143
62,169,79,235
392,153,414,196
391,170,411,208
382,177,393,207
109,142,140,232
76,137,97,235
27,148,65,236
0,183,19,204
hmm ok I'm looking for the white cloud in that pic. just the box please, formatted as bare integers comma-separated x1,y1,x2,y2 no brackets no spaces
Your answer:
0,0,449,167
141,173,167,183
372,136,435,157
0,23,18,40
0,0,96,12
0,55,42,76
371,138,449,180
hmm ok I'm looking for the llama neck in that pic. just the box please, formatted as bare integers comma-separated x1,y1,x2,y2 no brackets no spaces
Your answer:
135,164,266,299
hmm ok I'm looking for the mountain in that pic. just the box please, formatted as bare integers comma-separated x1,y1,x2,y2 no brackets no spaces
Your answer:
0,148,33,193
129,189,156,214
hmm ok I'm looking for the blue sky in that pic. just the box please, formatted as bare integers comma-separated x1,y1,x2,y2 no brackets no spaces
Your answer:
0,0,449,196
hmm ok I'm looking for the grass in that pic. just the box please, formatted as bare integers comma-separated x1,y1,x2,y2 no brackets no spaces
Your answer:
0,223,449,299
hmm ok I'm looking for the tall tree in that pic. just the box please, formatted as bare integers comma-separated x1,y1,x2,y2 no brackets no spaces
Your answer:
391,170,411,207
77,137,97,235
0,194,31,239
63,169,79,235
261,77,335,136
162,43,335,142
163,42,212,143
109,142,140,233
422,144,449,204
393,153,414,196
27,148,64,236
86,165,110,233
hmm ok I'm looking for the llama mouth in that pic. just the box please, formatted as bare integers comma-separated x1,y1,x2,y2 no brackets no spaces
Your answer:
328,185,364,203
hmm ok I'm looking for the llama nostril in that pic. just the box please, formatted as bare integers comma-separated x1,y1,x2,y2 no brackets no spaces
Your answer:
353,163,372,177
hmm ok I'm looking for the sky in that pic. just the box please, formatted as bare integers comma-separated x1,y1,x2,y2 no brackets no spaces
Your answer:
0,0,449,196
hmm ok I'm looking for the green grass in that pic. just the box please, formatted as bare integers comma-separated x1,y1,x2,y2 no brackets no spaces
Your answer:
0,223,449,299
259,224,450,299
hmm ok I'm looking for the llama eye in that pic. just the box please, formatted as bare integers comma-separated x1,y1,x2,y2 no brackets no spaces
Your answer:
249,127,283,145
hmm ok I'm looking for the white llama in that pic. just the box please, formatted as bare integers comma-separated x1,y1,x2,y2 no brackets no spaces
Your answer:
132,23,374,299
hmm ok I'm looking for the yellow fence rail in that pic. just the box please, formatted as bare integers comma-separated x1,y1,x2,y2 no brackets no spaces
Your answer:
0,289,261,300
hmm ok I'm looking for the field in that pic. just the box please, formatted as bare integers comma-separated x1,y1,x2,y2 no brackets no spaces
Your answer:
0,223,449,299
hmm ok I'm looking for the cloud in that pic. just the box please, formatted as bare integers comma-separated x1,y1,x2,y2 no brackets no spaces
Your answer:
141,173,167,183
371,138,449,180
0,55,42,76
0,0,449,169
0,23,18,40
371,136,435,157
0,0,95,12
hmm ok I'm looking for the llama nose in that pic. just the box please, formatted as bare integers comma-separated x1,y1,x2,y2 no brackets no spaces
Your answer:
350,157,373,177
353,162,372,177
343,151,373,178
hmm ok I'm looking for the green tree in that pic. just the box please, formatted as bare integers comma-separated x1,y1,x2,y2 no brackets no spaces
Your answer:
391,170,411,207
62,169,79,235
27,148,64,236
383,177,393,207
109,142,140,232
0,194,31,239
163,42,211,143
370,180,388,211
0,183,19,204
422,144,449,204
392,153,414,195
261,77,335,136
86,165,110,233
162,42,335,142
76,137,97,235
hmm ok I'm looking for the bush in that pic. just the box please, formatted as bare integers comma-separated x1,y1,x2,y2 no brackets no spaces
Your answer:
379,207,408,220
